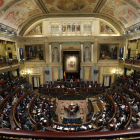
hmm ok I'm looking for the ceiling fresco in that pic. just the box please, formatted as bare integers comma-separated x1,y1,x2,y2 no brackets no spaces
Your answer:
100,0,140,28
0,0,42,29
43,0,98,13
0,0,139,35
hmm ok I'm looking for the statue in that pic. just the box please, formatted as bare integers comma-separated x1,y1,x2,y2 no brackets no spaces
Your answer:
53,47,59,62
84,46,90,62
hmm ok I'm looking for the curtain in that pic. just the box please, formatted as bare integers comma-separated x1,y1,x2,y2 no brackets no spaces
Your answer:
34,77,40,87
34,77,37,87
37,77,39,87
104,76,110,87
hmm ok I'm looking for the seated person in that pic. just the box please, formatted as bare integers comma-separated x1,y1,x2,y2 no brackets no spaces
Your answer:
71,76,74,81
62,85,65,88
75,104,79,112
57,85,60,88
77,79,80,82
89,84,91,88
83,84,86,88
57,79,60,81
46,84,49,88
70,79,73,83
68,76,70,81
70,84,74,88
79,84,82,88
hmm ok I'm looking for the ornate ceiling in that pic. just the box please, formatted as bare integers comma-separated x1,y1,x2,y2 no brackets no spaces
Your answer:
0,0,140,36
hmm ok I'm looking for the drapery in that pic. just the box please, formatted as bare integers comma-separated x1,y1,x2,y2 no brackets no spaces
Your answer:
104,76,110,87
34,77,40,87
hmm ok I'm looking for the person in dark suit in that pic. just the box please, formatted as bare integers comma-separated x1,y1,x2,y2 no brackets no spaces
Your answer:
70,84,74,88
19,48,24,60
75,104,79,112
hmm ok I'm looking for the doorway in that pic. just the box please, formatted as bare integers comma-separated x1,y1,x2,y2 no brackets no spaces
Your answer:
9,53,12,59
63,51,80,80
103,76,111,87
32,77,40,90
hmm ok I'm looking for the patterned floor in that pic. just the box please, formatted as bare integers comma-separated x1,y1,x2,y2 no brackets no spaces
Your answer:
56,100,89,123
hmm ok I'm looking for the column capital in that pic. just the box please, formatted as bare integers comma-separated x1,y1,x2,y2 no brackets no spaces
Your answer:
49,42,51,45
59,42,62,44
91,42,94,44
81,42,84,45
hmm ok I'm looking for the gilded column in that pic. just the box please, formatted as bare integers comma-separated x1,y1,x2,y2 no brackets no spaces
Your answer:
81,42,83,62
59,42,62,62
49,43,52,62
91,43,94,62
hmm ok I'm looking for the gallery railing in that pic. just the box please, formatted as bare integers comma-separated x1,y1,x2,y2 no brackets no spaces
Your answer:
125,59,140,66
0,128,140,139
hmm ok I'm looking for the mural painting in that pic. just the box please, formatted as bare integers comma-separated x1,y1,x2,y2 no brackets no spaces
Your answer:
10,17,17,24
16,0,41,17
44,0,97,12
4,11,14,21
25,45,44,61
100,21,115,34
56,0,85,11
100,44,118,60
62,22,80,33
119,17,128,24
26,22,43,35
14,18,23,26
0,0,4,7
100,0,127,16
125,15,132,22
128,10,138,20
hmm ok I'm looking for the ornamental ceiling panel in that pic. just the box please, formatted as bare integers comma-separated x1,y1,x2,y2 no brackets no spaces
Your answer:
100,0,140,28
42,0,98,13
0,0,42,29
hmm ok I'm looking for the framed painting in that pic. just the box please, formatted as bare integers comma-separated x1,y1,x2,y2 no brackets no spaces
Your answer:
99,44,118,60
25,45,44,62
65,55,79,73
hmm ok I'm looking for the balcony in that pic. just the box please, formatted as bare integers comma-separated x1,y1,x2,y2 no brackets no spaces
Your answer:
125,59,140,66
0,60,19,73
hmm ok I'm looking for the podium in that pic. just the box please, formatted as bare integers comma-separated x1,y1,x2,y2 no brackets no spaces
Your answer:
70,110,74,115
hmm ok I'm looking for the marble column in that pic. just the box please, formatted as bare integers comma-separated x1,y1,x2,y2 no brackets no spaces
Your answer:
91,43,94,62
81,43,83,62
92,22,94,36
48,22,51,36
81,22,83,36
59,42,62,62
59,22,61,36
49,43,52,62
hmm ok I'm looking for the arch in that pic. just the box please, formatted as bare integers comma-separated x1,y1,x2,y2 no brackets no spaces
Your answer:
18,13,124,36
